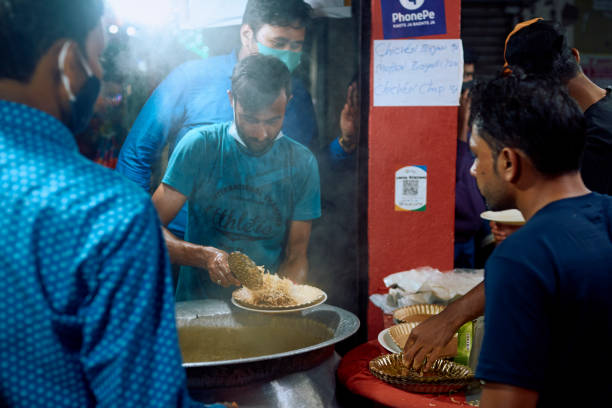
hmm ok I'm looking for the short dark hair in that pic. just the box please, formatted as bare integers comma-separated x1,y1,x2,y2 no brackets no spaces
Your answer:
0,0,104,82
470,72,586,175
231,54,292,112
243,0,312,35
505,20,580,83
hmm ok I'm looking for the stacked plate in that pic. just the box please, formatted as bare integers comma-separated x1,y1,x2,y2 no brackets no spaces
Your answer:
378,304,448,353
388,322,420,349
369,353,474,393
393,303,446,324
373,304,471,392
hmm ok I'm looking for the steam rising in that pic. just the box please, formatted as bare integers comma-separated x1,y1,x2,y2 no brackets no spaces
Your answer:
100,0,360,319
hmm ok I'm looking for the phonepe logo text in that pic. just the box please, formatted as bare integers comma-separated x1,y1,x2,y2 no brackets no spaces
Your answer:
392,9,436,24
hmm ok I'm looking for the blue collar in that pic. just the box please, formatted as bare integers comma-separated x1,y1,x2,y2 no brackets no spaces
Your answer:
0,100,77,151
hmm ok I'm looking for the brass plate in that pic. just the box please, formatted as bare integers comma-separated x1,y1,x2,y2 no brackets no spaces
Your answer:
369,353,474,393
388,322,420,349
393,304,446,324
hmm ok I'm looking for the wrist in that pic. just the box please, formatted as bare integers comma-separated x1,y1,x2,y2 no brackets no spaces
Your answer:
199,246,216,266
444,299,474,332
338,135,356,152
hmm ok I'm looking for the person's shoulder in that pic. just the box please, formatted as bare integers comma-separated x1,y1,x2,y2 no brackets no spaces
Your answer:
77,157,152,210
589,88,612,112
585,90,612,131
49,156,157,240
494,193,612,258
290,75,312,98
542,192,612,219
279,136,316,159
173,122,231,157
184,122,230,142
174,53,235,78
587,191,612,214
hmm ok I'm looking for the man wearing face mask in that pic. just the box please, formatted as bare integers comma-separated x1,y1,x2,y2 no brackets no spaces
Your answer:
0,1,207,406
152,54,321,301
117,0,329,244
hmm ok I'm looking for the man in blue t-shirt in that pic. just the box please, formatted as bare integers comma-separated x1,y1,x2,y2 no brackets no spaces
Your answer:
117,0,346,240
466,76,612,407
152,54,321,301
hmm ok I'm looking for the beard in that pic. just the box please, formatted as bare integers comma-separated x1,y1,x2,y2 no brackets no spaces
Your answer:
482,186,514,211
477,174,514,211
235,123,277,156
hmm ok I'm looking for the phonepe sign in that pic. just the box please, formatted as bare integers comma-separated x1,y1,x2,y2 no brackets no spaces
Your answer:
381,0,447,39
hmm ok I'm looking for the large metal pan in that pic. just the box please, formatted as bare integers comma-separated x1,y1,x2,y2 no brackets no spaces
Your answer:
176,299,360,388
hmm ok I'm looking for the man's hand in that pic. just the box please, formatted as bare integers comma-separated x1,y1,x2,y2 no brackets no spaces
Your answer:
339,82,359,152
402,312,460,371
403,283,486,371
490,221,522,244
152,184,240,287
201,246,240,287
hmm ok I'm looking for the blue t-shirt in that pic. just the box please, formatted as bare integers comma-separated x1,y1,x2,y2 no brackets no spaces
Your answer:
163,122,321,300
0,101,201,407
476,193,612,407
116,51,320,238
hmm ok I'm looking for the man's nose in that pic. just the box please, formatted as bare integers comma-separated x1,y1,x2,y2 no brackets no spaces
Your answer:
469,161,477,177
254,125,269,141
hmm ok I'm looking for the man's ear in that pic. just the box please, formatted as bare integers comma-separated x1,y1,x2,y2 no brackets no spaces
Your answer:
54,40,86,102
498,147,522,183
571,48,580,64
240,24,255,49
227,90,233,106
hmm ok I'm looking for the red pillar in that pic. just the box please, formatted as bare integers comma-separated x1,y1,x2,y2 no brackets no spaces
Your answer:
367,0,461,339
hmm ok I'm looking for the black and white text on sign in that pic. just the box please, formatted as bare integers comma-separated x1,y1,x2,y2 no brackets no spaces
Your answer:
373,39,464,107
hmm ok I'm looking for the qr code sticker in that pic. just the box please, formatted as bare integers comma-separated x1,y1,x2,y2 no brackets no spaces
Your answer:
403,179,419,196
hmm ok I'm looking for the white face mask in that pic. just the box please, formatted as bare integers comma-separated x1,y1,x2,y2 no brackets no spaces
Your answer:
229,98,283,156
58,41,100,134
229,101,247,148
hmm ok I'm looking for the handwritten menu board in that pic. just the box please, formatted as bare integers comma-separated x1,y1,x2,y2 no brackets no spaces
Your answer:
373,39,464,107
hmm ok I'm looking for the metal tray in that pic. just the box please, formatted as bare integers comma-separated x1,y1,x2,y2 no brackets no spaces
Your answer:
369,353,474,393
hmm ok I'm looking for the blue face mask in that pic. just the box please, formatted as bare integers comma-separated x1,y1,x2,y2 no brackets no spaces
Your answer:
257,42,302,73
58,41,101,135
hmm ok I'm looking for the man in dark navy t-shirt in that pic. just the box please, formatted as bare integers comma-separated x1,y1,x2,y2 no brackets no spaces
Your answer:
403,17,612,381
468,75,612,407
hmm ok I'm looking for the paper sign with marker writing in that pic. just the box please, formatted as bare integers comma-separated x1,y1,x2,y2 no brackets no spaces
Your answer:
373,39,464,106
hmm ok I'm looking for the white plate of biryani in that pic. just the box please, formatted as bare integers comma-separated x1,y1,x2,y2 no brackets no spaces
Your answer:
480,209,526,226
231,272,327,313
